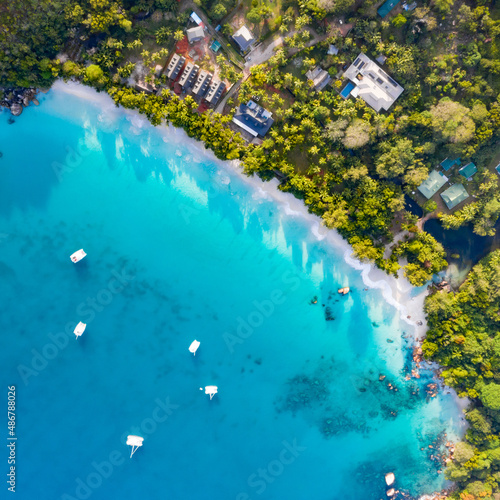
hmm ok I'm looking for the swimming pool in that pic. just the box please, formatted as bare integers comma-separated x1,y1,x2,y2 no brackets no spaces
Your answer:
340,81,355,98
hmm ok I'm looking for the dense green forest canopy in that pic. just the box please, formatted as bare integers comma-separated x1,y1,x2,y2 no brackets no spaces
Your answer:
424,250,500,499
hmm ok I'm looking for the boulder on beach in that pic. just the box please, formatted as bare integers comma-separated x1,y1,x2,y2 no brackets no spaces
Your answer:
385,472,395,486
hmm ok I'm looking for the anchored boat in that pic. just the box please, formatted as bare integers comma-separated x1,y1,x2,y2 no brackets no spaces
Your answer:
201,385,218,400
188,340,200,355
126,435,144,458
74,322,86,338
70,249,87,263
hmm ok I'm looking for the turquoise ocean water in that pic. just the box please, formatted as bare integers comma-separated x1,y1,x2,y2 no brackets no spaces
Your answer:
0,83,464,500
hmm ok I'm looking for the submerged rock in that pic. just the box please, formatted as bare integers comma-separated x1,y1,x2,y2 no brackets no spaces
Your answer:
385,472,395,486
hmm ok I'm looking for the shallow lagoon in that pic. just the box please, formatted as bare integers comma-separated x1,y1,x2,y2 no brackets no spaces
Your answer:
0,83,465,500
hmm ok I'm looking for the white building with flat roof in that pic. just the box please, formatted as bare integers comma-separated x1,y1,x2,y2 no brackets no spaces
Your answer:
343,53,404,112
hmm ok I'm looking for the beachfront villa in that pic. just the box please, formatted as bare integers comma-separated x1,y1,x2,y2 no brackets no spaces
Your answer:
441,184,470,210
232,100,274,138
342,53,404,112
417,170,448,199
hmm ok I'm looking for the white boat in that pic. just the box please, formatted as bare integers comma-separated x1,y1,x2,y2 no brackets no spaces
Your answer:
201,385,218,400
74,322,86,338
188,340,200,355
70,249,87,263
126,435,144,458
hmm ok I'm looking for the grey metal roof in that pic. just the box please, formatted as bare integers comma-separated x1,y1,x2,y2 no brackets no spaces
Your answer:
192,70,213,97
232,100,274,137
166,54,186,80
232,26,255,52
178,63,199,88
187,26,205,43
205,80,226,105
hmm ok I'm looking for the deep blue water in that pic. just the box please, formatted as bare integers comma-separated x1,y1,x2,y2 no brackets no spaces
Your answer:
424,218,500,269
0,83,464,500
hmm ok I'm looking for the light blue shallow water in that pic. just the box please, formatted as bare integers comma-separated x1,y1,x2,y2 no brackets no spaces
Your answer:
0,83,463,500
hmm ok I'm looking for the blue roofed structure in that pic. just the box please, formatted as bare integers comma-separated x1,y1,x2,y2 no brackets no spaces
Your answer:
377,0,401,17
440,157,461,171
459,162,477,179
190,12,203,25
210,39,221,53
232,100,274,137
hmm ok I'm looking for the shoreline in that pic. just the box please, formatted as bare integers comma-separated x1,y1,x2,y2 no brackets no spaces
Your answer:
47,82,429,330
26,80,469,498
53,78,467,357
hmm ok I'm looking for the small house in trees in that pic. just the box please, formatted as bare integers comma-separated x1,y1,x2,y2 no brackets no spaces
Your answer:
343,53,404,112
232,26,255,53
458,162,477,179
306,67,331,91
417,170,448,199
232,100,274,138
187,26,205,44
440,157,461,172
441,184,469,210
